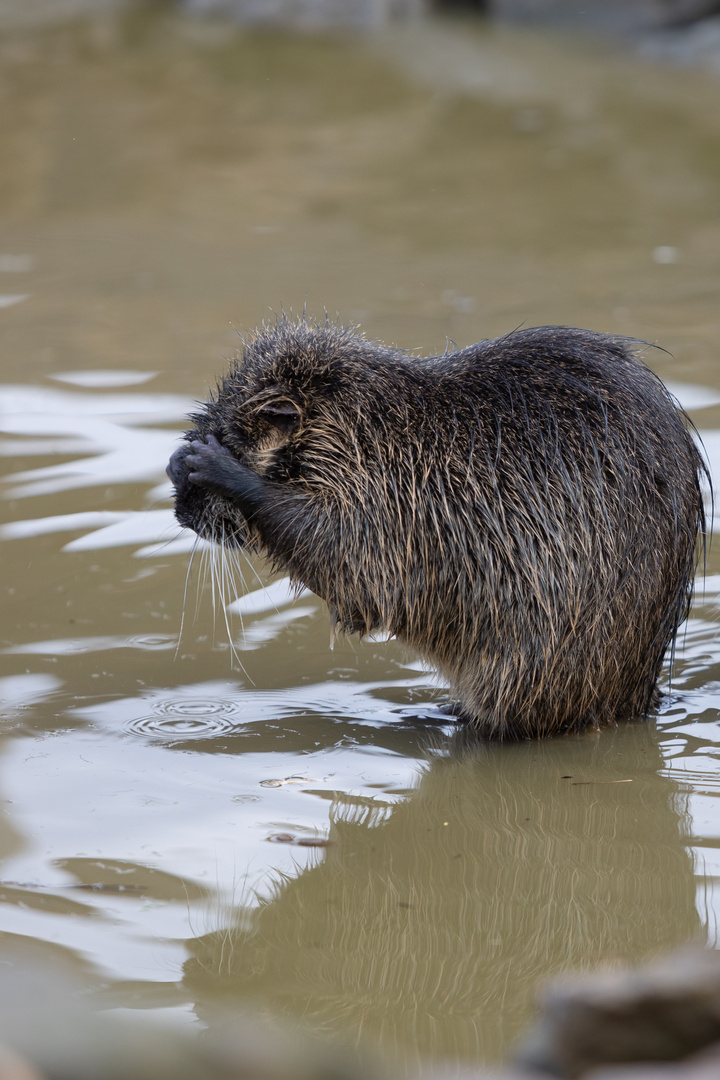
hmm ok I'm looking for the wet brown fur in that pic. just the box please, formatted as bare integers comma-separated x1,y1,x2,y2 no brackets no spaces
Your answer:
169,318,706,739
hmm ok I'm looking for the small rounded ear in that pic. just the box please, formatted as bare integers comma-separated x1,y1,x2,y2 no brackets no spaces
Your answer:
259,398,301,434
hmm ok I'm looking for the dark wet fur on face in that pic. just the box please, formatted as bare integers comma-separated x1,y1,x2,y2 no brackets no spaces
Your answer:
168,317,707,740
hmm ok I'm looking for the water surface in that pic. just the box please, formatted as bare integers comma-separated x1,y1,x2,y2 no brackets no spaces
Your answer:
1,11,720,1073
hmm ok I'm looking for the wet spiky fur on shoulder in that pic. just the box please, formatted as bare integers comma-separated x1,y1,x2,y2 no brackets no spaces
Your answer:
168,317,706,739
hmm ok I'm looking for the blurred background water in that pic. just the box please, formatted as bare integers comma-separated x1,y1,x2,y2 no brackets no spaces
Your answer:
2,1,720,1074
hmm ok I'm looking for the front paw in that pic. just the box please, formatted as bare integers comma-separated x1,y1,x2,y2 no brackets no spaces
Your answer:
183,433,263,509
185,433,234,487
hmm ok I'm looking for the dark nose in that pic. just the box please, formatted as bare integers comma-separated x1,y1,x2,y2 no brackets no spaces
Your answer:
166,444,189,486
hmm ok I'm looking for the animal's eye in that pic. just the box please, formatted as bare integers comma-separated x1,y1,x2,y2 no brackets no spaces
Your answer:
259,400,300,434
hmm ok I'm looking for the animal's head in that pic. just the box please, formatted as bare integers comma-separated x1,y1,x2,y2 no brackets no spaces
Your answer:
167,318,414,547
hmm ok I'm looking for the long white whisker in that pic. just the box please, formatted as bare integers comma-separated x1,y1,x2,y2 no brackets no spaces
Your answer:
196,539,210,622
224,544,247,645
209,537,219,638
240,550,267,592
175,535,201,660
177,518,255,679
218,534,245,673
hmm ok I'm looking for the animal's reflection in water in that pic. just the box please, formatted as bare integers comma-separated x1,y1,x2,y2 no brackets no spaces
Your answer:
184,723,700,1068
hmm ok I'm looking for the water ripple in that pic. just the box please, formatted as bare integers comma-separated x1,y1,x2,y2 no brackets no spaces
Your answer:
150,696,238,717
125,713,238,740
123,693,244,739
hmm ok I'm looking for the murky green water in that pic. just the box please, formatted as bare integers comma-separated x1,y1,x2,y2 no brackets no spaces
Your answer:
2,10,720,1074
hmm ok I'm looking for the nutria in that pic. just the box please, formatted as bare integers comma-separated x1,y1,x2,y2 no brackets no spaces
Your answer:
167,318,706,739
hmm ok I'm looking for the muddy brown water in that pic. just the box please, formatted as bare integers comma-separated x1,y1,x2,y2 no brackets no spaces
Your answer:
1,9,720,1073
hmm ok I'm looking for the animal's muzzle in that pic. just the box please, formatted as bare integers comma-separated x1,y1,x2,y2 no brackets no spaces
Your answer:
166,444,190,486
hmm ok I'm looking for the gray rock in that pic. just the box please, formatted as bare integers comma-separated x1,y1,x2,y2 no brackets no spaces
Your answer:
639,15,720,71
514,947,720,1078
486,0,720,34
586,1040,720,1079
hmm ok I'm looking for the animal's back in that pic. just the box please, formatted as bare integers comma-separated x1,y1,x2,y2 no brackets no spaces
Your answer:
426,327,705,737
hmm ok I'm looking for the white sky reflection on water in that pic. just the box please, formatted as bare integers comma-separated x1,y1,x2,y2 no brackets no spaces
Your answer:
0,385,190,498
